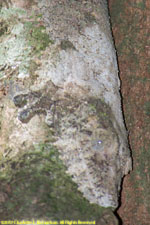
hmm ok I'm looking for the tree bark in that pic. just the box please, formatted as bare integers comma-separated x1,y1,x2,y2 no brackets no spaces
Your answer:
0,0,131,223
109,0,150,224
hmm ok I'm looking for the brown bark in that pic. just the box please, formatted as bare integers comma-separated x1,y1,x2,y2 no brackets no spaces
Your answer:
109,0,150,224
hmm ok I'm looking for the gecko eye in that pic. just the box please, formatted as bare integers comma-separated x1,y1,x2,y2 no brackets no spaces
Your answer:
92,140,104,151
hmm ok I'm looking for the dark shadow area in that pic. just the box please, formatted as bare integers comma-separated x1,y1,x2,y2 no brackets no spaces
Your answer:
113,177,124,225
114,172,132,225
114,210,123,225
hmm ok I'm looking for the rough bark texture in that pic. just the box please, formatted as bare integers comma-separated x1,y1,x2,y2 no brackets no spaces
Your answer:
109,0,150,224
0,0,131,223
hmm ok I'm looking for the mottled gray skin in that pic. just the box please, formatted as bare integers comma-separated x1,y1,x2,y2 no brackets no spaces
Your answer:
12,87,128,207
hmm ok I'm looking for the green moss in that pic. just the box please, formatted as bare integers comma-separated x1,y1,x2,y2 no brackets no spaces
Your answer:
89,103,97,112
0,143,105,220
24,21,54,55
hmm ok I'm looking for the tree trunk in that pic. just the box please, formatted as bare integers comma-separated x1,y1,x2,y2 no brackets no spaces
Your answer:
0,0,131,223
109,0,150,224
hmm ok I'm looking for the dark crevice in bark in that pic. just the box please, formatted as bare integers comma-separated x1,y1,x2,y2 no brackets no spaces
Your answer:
114,177,124,225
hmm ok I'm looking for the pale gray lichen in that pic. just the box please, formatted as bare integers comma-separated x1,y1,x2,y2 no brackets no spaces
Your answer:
0,6,52,81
